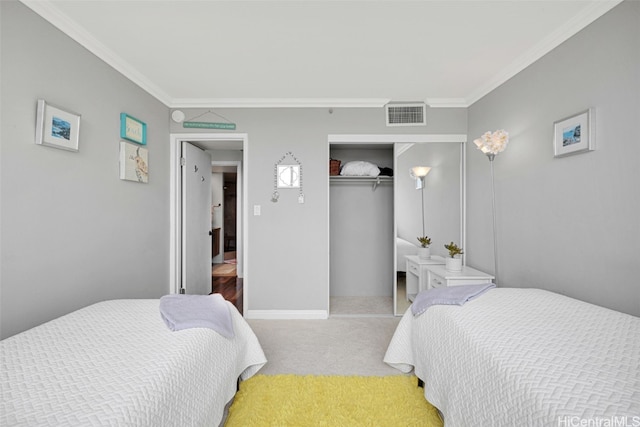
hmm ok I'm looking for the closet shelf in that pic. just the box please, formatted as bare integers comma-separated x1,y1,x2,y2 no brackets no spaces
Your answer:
330,175,393,191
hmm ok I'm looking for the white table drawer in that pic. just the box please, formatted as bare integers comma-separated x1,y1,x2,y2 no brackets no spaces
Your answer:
404,255,446,301
430,273,447,288
407,260,420,276
425,264,494,289
431,274,493,288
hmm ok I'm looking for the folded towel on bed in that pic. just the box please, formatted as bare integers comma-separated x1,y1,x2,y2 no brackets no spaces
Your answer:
159,294,234,338
412,283,496,317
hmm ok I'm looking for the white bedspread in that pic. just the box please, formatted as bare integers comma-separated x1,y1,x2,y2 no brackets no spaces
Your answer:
1,299,267,426
384,288,640,426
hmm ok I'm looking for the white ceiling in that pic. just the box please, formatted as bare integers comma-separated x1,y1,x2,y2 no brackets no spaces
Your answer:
22,0,621,108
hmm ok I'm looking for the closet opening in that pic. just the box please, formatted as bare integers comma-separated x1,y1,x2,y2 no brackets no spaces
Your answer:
329,143,395,317
327,133,467,317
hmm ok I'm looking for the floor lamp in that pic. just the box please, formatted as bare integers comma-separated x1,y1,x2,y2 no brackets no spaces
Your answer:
410,166,432,237
473,130,509,285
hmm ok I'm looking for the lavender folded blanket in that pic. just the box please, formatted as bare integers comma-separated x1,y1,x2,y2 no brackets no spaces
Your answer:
159,294,234,338
412,283,496,317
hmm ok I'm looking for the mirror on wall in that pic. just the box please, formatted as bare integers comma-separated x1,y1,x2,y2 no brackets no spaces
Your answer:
394,141,464,315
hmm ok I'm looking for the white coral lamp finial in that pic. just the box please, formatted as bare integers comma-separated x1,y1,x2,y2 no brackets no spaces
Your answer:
473,129,509,159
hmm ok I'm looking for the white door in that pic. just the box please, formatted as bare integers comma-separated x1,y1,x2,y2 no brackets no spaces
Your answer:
181,142,212,295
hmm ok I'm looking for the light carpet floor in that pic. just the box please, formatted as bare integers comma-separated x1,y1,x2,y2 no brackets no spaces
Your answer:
329,278,412,317
330,296,394,316
226,374,443,427
247,317,402,376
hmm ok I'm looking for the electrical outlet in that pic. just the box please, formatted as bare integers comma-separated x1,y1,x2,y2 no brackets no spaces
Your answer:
253,205,261,216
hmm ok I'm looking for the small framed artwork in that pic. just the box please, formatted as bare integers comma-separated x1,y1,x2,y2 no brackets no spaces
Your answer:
277,165,300,188
35,99,81,152
553,108,595,157
119,141,149,183
120,113,147,145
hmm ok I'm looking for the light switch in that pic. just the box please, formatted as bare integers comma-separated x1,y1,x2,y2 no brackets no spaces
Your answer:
253,205,261,216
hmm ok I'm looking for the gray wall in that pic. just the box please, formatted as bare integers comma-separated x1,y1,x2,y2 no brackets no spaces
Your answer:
1,1,171,338
171,108,467,312
466,0,640,316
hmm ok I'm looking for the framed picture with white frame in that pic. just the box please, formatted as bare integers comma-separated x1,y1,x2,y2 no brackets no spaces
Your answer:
35,99,81,152
553,108,595,158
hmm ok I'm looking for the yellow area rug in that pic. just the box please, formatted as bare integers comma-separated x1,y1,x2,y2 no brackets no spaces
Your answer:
225,374,443,427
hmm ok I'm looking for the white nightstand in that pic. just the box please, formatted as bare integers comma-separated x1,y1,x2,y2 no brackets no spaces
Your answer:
424,264,494,289
405,255,445,301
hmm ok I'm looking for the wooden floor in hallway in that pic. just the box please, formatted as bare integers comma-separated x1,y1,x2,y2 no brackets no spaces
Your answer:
211,250,241,313
212,274,243,315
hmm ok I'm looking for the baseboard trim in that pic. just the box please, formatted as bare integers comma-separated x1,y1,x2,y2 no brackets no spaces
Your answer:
246,310,329,320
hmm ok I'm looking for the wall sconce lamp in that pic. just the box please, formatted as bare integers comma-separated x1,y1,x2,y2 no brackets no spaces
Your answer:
410,166,431,190
410,166,432,237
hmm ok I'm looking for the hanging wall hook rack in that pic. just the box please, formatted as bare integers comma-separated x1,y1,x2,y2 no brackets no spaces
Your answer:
182,109,236,130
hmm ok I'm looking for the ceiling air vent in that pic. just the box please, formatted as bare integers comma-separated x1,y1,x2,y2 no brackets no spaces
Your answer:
385,103,426,127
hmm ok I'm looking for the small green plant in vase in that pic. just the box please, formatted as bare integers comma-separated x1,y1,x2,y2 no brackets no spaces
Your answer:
444,242,463,257
417,236,431,248
444,241,463,271
416,236,432,260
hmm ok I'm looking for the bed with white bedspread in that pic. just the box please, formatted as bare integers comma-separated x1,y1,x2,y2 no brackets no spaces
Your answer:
384,288,640,426
1,299,267,426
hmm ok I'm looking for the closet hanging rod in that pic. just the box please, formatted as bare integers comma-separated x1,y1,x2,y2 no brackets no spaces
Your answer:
329,176,393,182
329,176,393,191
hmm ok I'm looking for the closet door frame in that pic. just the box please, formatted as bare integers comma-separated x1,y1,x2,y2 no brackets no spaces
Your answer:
327,134,467,316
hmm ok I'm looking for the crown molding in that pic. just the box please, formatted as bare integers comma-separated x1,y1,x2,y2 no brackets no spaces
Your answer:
425,98,469,108
465,0,623,107
172,97,470,109
20,0,173,106
169,98,392,109
395,143,414,157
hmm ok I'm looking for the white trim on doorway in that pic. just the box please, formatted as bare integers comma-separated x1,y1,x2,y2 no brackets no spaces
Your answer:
169,133,249,314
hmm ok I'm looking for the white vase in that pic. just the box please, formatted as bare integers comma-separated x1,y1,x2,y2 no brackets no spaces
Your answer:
417,247,431,260
445,257,462,272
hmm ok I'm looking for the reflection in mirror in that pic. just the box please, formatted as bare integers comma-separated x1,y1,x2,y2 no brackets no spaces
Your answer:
277,165,300,188
395,142,464,315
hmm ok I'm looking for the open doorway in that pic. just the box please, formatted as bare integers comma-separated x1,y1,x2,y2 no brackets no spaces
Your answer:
211,166,242,312
169,133,248,315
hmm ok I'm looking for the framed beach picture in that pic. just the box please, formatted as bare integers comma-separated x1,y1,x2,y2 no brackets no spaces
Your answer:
35,99,81,152
553,109,595,157
119,141,149,183
120,113,147,145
